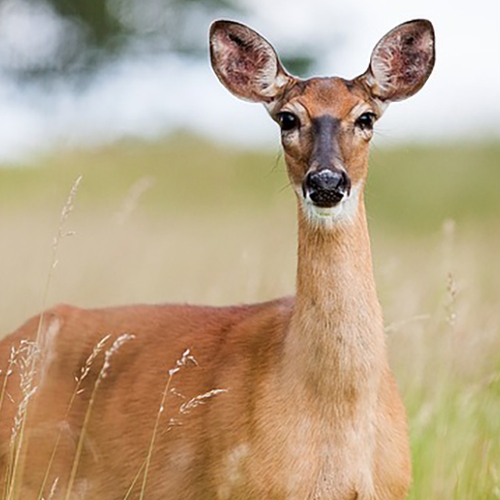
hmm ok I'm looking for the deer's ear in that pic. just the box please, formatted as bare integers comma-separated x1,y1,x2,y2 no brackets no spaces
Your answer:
358,20,435,103
209,20,292,104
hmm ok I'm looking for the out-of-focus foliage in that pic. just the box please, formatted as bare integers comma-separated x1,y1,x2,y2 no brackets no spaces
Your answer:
0,0,241,75
49,0,238,56
0,0,315,78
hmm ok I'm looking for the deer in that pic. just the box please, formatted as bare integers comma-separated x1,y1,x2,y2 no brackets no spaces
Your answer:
0,19,435,500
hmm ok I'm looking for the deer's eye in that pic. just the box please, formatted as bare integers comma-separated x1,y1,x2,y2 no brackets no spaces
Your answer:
277,112,299,131
355,112,376,131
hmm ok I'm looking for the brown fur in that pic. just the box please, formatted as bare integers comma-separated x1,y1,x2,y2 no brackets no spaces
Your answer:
0,19,436,500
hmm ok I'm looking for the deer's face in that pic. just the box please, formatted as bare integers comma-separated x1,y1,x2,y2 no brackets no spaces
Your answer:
210,20,435,226
270,77,380,221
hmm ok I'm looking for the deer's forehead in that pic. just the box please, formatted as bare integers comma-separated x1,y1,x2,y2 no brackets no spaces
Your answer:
288,77,367,118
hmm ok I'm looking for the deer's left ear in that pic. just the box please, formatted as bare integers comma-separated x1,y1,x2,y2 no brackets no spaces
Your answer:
358,20,435,103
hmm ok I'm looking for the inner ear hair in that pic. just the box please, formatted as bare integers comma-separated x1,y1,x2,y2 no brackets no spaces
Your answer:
209,20,291,103
362,19,435,102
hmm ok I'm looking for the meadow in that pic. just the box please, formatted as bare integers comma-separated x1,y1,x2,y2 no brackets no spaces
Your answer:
0,135,499,498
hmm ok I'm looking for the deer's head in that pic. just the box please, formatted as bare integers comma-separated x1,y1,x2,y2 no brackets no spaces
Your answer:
210,20,435,227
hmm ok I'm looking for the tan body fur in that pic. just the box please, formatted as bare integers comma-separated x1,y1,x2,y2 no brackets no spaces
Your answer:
0,19,435,500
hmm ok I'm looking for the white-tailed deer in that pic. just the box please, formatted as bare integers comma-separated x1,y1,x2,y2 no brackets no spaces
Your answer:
0,19,435,500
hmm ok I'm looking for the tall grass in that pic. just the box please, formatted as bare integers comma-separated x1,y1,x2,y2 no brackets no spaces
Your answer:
38,334,111,499
377,223,500,498
1,175,84,500
0,136,499,498
65,334,135,500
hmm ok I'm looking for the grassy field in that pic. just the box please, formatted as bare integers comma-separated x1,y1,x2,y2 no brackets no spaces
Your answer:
0,136,499,498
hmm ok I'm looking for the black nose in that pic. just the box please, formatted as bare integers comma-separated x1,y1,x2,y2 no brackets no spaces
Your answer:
303,169,350,207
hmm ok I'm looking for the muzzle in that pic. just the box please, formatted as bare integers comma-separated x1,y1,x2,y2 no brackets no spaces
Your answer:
302,168,351,208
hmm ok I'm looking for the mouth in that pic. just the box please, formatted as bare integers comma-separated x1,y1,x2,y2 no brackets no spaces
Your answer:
303,195,345,219
300,168,355,223
301,182,359,224
303,186,347,208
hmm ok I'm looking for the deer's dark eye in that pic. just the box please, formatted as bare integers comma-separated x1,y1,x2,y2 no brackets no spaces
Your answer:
277,112,299,131
355,112,376,131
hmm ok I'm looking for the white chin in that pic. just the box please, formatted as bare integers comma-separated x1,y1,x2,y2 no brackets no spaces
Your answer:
308,203,343,219
303,200,343,227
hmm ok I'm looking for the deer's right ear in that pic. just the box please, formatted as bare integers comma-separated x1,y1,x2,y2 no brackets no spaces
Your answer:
209,20,292,104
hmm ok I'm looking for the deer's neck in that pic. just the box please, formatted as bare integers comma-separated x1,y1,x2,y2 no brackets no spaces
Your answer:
284,195,386,409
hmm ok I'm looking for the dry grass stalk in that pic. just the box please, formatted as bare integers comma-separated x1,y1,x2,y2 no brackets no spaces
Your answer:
37,335,111,500
36,175,82,345
45,477,59,500
0,347,16,416
1,177,84,500
64,333,134,500
125,349,227,499
139,349,227,499
442,219,459,330
114,176,154,226
179,389,228,415
135,348,197,500
3,340,39,500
